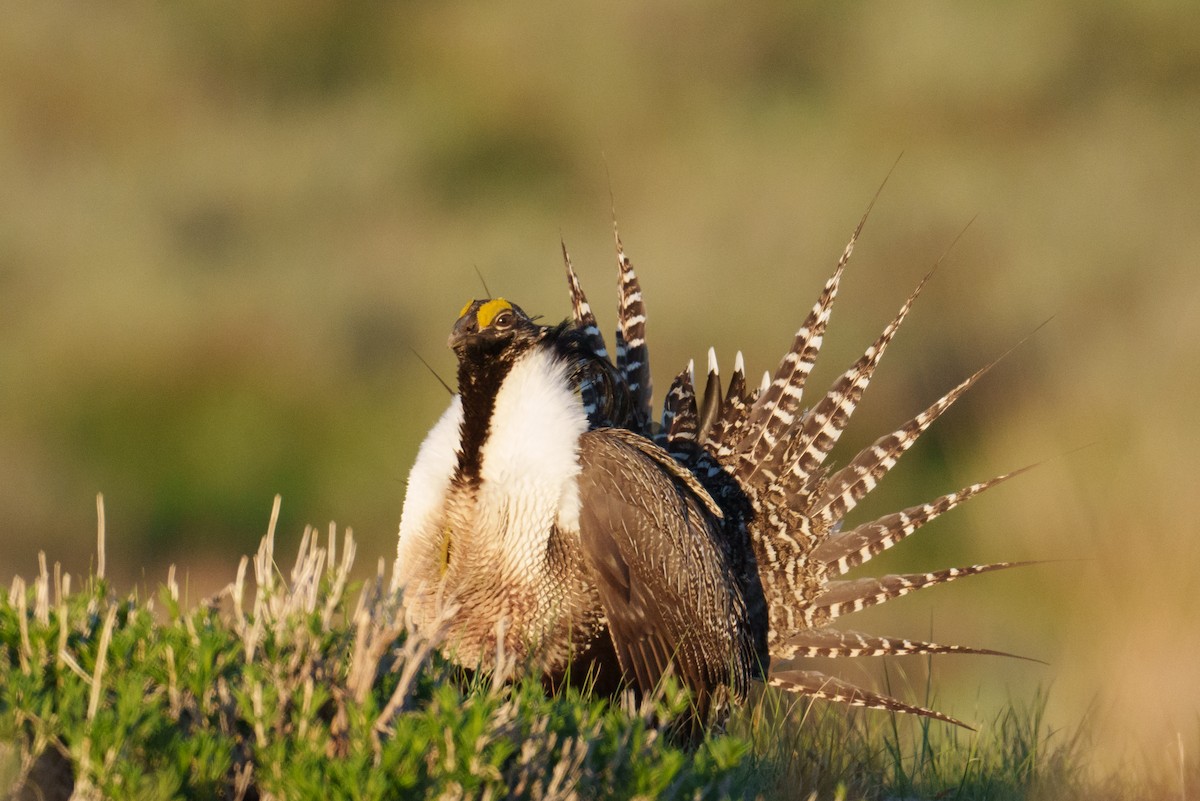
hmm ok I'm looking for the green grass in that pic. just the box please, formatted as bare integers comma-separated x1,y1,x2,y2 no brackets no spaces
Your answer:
4,5,1200,770
0,506,1188,800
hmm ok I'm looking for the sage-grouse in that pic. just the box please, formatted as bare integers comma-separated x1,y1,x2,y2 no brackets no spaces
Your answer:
393,209,1032,730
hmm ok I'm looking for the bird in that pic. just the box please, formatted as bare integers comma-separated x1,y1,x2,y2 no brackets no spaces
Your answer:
392,204,1034,732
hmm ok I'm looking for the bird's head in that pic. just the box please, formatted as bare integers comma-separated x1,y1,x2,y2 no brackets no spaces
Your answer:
449,298,542,360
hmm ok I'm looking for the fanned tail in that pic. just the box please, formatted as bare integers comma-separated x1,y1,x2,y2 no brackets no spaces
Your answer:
768,670,973,730
562,175,1039,729
663,203,1038,724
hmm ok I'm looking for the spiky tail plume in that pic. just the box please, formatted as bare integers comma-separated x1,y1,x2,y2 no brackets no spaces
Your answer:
559,186,1038,726
686,208,1038,722
677,203,1037,722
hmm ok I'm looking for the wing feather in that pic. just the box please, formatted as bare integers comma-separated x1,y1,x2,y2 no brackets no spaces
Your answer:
575,429,754,704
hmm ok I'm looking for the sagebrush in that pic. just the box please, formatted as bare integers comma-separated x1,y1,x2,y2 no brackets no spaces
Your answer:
0,502,1181,800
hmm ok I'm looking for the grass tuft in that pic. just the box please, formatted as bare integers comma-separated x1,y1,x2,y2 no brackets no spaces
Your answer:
0,512,1190,800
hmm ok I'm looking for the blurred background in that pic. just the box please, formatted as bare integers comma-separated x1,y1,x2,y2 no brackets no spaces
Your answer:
1,0,1197,778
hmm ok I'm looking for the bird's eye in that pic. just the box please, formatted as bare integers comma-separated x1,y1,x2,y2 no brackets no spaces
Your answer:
492,311,513,329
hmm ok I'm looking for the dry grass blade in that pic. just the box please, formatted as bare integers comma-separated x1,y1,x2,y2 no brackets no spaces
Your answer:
374,600,458,742
86,606,119,723
95,493,106,582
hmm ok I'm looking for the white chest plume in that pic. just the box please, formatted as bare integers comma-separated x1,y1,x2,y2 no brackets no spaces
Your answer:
394,347,587,591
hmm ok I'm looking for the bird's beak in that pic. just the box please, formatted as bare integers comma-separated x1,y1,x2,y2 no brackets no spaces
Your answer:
448,313,478,351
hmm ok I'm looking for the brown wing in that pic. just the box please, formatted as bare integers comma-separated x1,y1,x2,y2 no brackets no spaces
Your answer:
574,428,755,709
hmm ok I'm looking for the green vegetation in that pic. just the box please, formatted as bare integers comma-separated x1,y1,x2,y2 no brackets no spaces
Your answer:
3,1,1200,775
0,514,760,800
3,506,1188,800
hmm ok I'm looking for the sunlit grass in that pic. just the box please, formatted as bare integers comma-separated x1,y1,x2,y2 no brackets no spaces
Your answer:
3,509,1192,800
2,0,1199,786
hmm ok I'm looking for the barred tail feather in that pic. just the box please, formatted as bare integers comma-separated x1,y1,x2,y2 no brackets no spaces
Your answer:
813,338,1032,528
709,351,751,455
728,179,888,478
662,363,699,448
809,562,1035,623
812,467,1033,576
775,269,933,493
735,259,847,470
580,176,1037,728
774,627,1037,662
614,226,652,431
811,365,992,528
768,670,973,729
561,240,610,360
697,347,723,444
